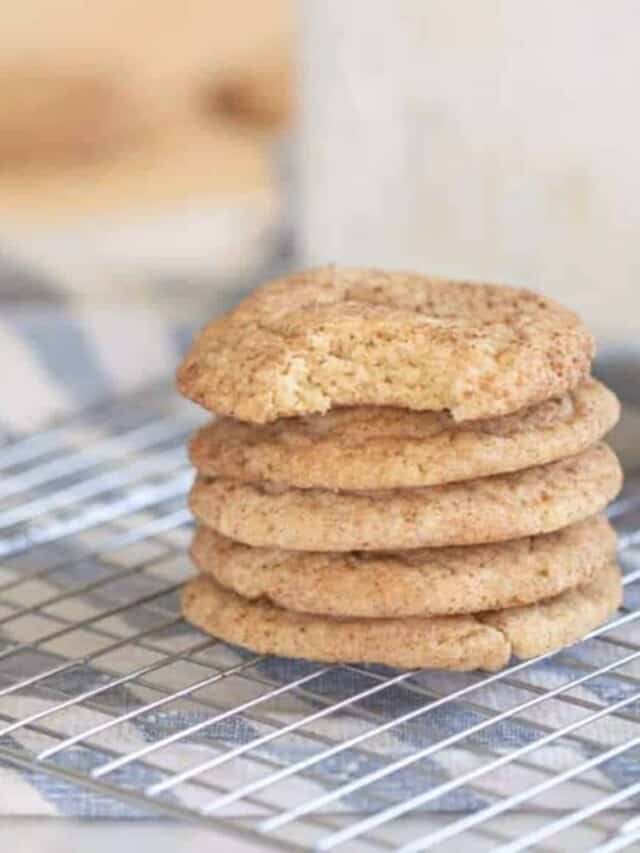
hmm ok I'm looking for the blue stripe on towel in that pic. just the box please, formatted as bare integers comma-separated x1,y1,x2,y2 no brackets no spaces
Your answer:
0,250,67,303
172,322,197,358
5,308,113,405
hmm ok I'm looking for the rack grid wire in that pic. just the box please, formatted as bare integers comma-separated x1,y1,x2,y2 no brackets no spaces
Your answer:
0,382,638,853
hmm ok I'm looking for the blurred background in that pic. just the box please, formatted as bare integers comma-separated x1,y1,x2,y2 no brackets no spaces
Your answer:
0,0,638,441
0,0,294,296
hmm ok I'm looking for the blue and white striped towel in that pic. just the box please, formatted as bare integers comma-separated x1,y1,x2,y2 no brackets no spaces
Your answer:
0,247,638,823
0,223,292,436
0,300,195,435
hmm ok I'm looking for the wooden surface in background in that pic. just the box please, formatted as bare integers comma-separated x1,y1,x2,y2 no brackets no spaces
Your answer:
0,0,292,223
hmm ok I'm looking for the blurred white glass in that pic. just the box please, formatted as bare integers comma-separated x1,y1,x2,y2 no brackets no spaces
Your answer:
299,0,639,338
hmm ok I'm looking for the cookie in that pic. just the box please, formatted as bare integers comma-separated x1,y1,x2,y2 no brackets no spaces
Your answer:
191,515,616,618
181,562,621,671
188,443,622,551
182,573,511,671
177,267,594,424
190,378,619,490
479,560,622,658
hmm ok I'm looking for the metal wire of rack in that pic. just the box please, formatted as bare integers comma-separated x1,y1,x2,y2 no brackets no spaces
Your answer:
0,382,638,852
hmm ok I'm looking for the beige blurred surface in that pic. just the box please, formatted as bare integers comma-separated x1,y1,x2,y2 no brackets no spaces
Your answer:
299,0,640,339
0,0,292,223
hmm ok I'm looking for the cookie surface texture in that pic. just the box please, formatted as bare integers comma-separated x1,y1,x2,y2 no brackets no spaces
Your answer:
480,560,622,657
188,444,623,551
191,516,616,617
182,562,621,670
177,267,594,423
190,379,618,490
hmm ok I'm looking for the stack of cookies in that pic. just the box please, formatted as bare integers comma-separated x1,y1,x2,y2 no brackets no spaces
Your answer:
177,268,623,672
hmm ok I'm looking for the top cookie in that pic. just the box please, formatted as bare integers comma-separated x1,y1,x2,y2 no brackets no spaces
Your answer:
177,267,594,423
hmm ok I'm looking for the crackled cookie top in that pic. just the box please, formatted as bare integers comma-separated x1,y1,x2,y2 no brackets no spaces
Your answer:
182,561,621,671
191,515,616,618
188,443,623,552
177,267,595,423
190,378,618,490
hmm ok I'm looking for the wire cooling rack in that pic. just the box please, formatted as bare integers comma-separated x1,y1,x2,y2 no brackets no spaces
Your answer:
0,383,639,852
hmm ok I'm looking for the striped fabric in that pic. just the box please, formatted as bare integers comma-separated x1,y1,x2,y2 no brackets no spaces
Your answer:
0,201,291,436
1,242,638,823
0,301,195,435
